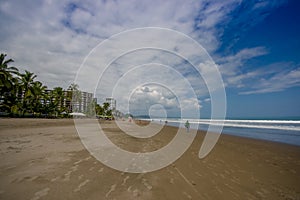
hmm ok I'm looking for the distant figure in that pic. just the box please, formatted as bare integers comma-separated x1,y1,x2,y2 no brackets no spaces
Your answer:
165,120,168,124
185,120,190,132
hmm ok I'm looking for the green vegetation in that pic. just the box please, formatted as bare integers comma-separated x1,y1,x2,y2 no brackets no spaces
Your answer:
0,53,113,118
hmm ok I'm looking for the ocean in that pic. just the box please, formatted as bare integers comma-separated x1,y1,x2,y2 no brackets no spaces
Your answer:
143,118,300,146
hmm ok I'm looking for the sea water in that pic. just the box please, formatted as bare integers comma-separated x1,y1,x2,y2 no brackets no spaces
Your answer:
145,118,300,146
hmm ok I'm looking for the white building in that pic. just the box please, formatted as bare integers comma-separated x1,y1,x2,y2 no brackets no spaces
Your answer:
105,97,116,111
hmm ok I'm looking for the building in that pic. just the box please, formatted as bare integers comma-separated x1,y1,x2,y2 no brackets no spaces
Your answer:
79,91,94,113
105,97,116,111
33,89,94,114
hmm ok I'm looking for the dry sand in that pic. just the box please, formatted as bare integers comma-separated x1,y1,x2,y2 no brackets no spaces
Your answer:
0,118,299,200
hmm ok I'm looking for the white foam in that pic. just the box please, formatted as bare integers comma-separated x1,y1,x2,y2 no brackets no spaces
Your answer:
146,118,300,131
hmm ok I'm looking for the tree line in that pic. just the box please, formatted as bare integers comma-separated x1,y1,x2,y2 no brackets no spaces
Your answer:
0,53,112,118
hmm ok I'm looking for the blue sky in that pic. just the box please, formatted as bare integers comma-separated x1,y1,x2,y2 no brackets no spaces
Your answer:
221,0,300,118
0,0,299,119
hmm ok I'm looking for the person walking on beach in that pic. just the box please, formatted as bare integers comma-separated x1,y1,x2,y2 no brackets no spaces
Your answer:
185,120,190,133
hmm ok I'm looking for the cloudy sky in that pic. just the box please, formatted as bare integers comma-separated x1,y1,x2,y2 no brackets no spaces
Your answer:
1,0,299,118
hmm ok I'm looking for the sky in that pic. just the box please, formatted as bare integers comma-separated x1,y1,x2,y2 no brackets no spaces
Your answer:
0,0,299,119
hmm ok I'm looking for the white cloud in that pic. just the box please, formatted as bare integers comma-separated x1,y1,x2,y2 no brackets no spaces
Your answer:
216,46,300,95
127,84,201,117
70,8,92,31
218,46,268,76
105,62,201,117
0,0,244,89
240,65,300,94
204,98,211,102
213,46,270,89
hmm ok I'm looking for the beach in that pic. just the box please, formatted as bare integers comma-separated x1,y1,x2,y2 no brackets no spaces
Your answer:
0,118,299,200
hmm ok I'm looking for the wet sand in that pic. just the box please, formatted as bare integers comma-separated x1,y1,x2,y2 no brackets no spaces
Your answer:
0,118,299,200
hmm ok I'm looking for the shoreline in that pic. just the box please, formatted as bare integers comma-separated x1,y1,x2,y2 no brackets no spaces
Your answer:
1,117,299,147
145,118,300,147
0,118,299,199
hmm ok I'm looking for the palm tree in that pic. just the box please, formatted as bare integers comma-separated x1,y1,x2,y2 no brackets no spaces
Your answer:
0,76,21,115
0,54,19,94
0,54,20,114
103,102,110,112
103,102,112,118
19,70,37,115
95,104,104,116
68,83,79,91
52,87,65,116
43,92,57,117
31,81,47,116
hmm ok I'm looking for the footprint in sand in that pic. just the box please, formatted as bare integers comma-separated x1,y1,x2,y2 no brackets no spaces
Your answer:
182,192,192,199
212,172,218,177
78,175,83,180
11,175,39,183
63,171,72,181
98,168,104,173
74,159,83,165
89,167,95,171
105,184,117,197
219,173,225,179
73,156,90,165
71,165,79,171
51,176,60,182
74,179,90,192
142,178,152,190
230,177,240,184
5,165,17,171
122,176,129,185
195,172,202,177
215,186,223,194
132,189,140,197
84,156,92,161
61,158,70,162
63,165,79,181
31,188,50,200
29,176,39,182
169,178,174,184
11,177,23,183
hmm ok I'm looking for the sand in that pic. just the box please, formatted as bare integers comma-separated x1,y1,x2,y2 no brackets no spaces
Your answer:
0,118,299,200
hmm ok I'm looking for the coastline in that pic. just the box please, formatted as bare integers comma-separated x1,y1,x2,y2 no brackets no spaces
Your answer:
0,118,299,199
145,118,300,146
